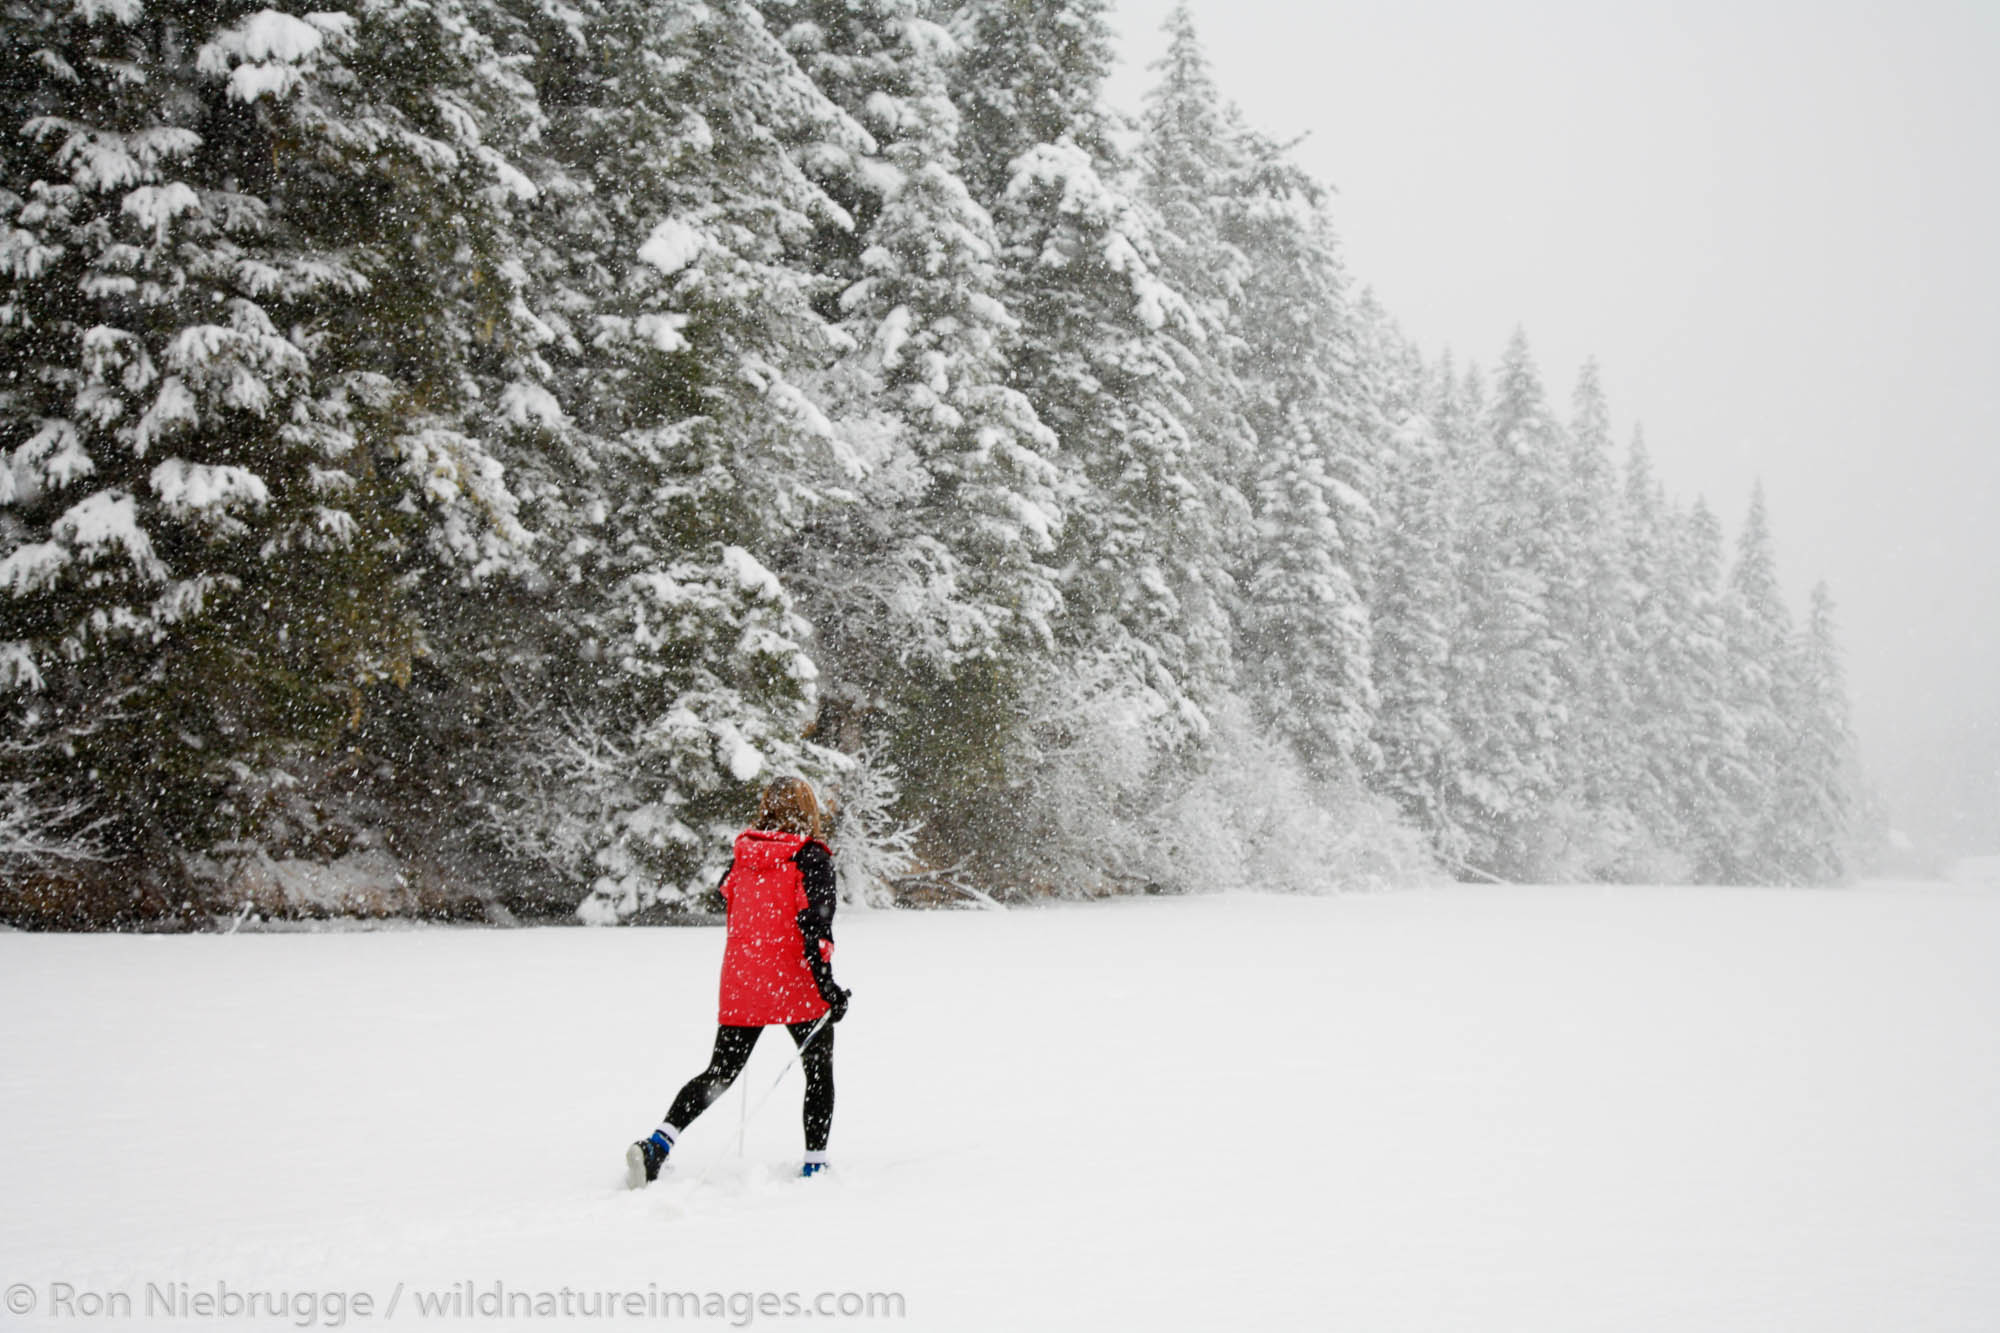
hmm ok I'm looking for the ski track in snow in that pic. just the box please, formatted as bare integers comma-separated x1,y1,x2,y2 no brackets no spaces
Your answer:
2,886,1997,1332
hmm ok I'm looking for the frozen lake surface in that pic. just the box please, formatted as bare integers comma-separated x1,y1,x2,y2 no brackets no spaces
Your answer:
2,884,1996,1331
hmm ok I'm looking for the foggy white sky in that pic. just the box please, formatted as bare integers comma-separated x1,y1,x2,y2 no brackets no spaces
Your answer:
1104,0,2000,850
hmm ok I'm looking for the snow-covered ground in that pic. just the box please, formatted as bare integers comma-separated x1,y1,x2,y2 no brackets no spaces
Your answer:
3,885,1997,1332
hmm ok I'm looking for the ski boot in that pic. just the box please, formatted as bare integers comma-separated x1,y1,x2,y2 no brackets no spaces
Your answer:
626,1130,673,1189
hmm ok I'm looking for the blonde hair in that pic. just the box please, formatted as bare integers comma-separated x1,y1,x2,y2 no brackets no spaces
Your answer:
755,776,827,843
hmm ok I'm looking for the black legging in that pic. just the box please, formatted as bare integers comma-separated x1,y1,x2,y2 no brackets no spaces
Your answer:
665,1021,835,1152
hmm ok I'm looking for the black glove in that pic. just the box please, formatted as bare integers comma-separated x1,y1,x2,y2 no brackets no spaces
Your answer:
824,986,851,1023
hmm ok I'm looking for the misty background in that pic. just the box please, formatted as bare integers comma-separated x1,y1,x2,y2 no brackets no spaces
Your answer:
1109,0,2000,856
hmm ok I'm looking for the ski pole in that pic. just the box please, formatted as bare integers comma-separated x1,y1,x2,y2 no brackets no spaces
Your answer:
737,1012,833,1150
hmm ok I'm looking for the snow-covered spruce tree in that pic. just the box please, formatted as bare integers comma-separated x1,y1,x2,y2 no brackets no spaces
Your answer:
0,1,535,914
1133,5,1252,714
962,3,1221,710
1369,349,1467,856
1712,483,1796,883
467,0,860,922
1768,581,1853,884
1437,336,1565,877
1214,109,1381,784
211,0,553,910
754,0,1071,882
1671,497,1751,882
1614,429,1700,878
997,165,1209,735
1427,361,1502,871
940,0,1239,888
1546,360,1642,875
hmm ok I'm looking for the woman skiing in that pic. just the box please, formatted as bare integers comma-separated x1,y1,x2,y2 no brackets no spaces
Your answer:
627,776,851,1185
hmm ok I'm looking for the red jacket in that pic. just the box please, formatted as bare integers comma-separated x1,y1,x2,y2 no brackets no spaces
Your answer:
717,829,834,1026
